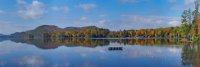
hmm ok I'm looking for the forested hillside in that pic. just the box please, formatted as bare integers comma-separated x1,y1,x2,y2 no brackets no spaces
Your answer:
9,1,200,42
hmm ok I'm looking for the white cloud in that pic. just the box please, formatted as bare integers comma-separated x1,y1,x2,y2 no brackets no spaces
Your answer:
185,0,196,4
121,14,180,29
99,14,107,17
17,0,45,19
16,0,26,4
63,7,70,13
51,6,61,11
0,21,31,35
51,6,70,13
170,0,195,12
98,20,107,27
119,0,147,3
71,15,180,31
170,6,182,12
120,0,139,3
78,3,96,11
168,21,181,26
72,17,107,28
98,20,106,23
169,0,176,3
72,15,180,31
0,10,4,14
80,16,87,21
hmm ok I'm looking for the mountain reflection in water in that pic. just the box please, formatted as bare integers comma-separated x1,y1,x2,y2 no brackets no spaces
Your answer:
0,38,199,67
10,38,181,49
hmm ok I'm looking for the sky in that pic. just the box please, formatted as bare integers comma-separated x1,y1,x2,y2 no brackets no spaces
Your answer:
0,0,198,35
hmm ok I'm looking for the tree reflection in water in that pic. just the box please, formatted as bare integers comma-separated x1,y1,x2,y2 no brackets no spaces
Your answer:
7,38,200,67
182,43,200,67
10,38,182,49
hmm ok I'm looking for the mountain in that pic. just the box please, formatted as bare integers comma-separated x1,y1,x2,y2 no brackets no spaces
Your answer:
29,25,64,34
64,26,98,31
10,25,105,39
0,34,9,42
10,25,64,39
0,34,4,36
0,34,7,37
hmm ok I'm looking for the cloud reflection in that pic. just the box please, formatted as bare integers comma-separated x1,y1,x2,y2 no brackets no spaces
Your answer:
18,56,46,67
0,40,28,55
123,46,181,58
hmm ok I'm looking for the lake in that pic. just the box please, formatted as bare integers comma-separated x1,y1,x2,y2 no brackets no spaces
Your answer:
0,38,199,67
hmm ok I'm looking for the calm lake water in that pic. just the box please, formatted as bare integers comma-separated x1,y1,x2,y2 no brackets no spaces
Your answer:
0,39,199,67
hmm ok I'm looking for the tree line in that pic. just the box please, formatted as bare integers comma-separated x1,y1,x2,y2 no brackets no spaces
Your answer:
12,1,199,42
51,1,199,42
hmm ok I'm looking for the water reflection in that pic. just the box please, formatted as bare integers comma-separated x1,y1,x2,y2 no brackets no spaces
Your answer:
182,43,200,67
10,38,182,49
0,38,199,67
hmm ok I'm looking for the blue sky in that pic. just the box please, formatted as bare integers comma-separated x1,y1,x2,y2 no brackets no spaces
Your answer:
0,0,197,34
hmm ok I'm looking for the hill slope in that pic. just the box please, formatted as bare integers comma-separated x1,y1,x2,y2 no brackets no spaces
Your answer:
10,25,106,39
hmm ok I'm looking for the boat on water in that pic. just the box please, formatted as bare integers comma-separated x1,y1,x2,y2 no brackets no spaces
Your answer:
108,47,123,51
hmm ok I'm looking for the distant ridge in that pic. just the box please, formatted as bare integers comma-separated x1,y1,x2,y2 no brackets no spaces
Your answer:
0,34,4,36
9,24,181,40
10,25,106,39
32,25,64,33
64,26,99,31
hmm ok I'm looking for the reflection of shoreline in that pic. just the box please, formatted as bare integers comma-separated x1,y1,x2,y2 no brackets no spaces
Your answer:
7,38,183,49
90,37,178,39
0,39,197,67
0,37,9,42
182,44,200,67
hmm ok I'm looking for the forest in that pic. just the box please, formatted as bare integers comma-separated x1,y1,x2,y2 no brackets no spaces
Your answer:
10,1,200,42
